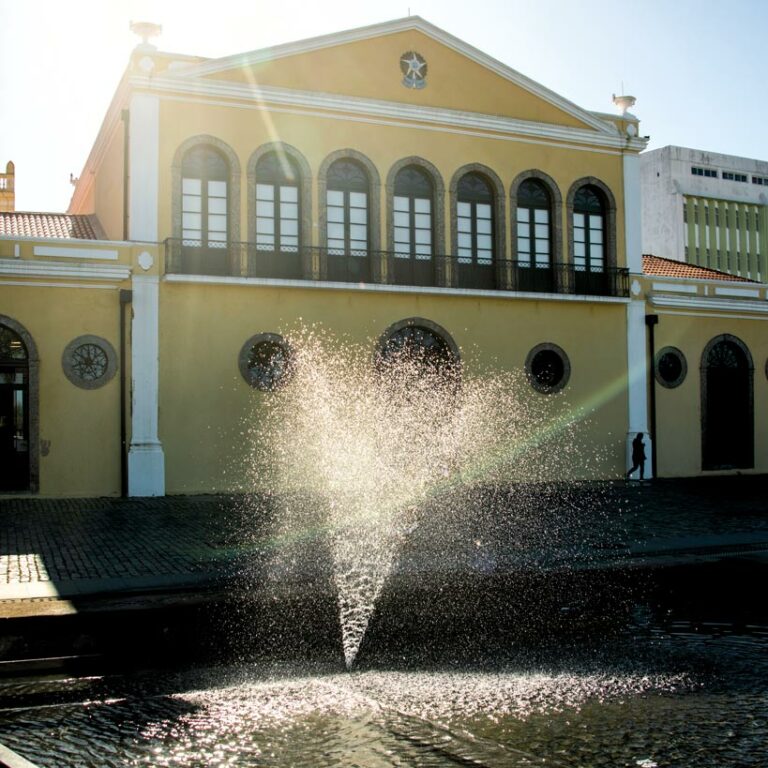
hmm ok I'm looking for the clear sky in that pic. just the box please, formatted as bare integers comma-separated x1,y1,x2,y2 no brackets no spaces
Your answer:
1,0,766,213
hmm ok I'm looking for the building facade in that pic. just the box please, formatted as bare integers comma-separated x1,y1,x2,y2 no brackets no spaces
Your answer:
1,18,766,497
641,145,768,282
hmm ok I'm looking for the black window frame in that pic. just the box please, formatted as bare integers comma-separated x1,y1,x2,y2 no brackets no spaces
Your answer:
326,158,371,255
253,153,301,255
181,145,229,249
392,165,435,260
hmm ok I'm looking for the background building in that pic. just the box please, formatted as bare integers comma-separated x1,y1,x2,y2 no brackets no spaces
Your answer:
641,145,768,282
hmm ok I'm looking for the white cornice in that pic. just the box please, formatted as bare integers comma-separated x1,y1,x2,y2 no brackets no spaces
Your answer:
171,16,617,136
68,72,131,214
0,280,118,291
134,74,647,153
164,273,629,304
649,293,768,315
0,259,130,281
644,272,763,292
0,234,136,247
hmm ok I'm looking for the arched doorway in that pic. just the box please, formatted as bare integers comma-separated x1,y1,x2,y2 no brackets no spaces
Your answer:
0,320,36,491
701,335,753,470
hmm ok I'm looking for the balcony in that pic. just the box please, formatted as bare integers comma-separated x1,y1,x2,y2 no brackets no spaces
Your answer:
164,239,630,298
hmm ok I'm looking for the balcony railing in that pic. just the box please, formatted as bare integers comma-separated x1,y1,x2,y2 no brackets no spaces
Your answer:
164,240,629,298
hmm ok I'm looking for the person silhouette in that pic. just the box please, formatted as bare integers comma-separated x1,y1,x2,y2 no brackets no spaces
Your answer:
626,432,646,480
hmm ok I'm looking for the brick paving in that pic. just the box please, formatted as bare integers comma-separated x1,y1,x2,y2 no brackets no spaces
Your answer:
0,495,256,602
0,478,766,608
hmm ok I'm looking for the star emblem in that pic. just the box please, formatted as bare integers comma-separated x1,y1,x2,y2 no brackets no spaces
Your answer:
400,51,427,89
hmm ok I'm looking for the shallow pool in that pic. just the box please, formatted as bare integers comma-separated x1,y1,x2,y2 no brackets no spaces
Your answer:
1,608,766,768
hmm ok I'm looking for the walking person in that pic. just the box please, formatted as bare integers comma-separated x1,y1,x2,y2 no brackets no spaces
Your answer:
626,432,646,480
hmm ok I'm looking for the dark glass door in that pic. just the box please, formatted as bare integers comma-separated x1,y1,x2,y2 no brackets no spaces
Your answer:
703,341,753,469
0,365,29,491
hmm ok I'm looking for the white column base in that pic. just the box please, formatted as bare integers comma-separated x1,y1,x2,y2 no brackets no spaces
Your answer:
128,442,165,496
625,431,653,480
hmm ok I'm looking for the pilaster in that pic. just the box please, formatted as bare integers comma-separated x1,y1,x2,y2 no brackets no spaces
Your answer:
129,93,159,242
623,153,642,274
626,299,652,479
128,275,165,496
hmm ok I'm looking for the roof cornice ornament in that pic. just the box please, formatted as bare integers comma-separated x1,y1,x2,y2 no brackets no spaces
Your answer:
130,21,162,51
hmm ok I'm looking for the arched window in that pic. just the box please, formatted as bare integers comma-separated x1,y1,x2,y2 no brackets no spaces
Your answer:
181,145,229,275
254,153,300,253
516,179,553,291
701,336,753,470
253,152,301,279
0,323,30,492
393,165,434,285
376,318,460,386
326,159,371,281
572,185,606,293
182,146,228,248
457,172,495,289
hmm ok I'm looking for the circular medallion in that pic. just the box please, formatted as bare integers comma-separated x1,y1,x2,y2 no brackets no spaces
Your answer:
239,333,293,391
62,335,118,389
400,51,427,89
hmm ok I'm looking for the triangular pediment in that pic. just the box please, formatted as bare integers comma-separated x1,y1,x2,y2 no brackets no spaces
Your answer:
174,18,613,134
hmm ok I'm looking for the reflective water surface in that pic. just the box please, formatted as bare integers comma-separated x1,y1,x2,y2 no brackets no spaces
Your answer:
1,615,767,767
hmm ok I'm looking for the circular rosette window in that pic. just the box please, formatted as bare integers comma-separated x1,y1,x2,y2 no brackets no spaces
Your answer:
239,333,294,391
62,335,118,389
655,346,687,388
376,318,460,386
525,343,571,394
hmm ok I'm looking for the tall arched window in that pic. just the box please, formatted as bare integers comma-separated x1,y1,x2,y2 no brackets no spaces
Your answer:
253,152,301,279
572,185,606,293
181,145,229,275
326,158,370,282
457,172,495,289
0,324,30,492
393,165,434,285
516,179,553,292
702,336,753,470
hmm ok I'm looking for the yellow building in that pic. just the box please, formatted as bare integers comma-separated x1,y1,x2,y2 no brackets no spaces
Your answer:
0,17,764,497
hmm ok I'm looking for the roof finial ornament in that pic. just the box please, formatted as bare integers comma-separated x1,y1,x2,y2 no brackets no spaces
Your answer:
130,21,162,50
612,93,637,116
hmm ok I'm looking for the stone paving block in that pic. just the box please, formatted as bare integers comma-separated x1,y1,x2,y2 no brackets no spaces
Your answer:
0,480,766,607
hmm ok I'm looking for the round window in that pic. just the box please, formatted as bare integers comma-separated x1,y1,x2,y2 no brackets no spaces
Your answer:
239,333,293,391
62,335,118,389
376,319,460,383
655,346,687,388
525,343,570,394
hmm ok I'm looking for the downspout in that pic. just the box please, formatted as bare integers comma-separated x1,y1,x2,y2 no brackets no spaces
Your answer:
121,109,130,241
120,289,133,497
645,313,659,478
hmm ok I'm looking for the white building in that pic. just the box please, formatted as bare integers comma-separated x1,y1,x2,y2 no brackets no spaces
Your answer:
641,146,768,282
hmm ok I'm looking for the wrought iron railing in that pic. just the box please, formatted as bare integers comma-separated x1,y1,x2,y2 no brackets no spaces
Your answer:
164,240,629,298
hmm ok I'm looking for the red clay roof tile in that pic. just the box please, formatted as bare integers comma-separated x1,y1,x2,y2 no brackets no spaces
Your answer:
643,254,755,283
0,211,101,240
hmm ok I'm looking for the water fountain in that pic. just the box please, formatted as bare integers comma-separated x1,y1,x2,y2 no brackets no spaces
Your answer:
246,327,600,668
1,328,767,766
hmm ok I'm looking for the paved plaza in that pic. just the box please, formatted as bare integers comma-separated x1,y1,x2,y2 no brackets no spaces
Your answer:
0,478,767,616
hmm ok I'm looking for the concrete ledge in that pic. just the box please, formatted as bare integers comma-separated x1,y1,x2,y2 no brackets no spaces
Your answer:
0,743,40,768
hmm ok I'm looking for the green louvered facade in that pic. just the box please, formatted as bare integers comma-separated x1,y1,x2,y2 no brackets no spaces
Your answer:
683,196,768,281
